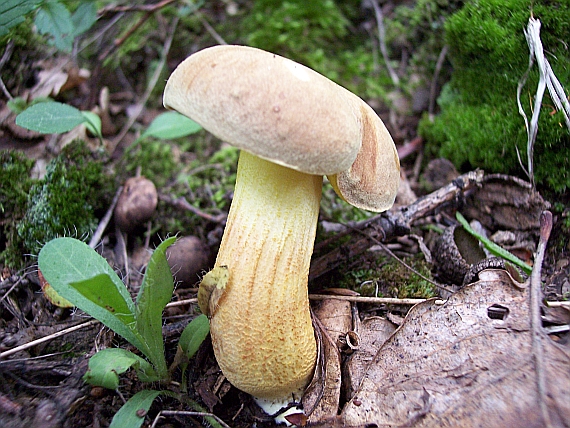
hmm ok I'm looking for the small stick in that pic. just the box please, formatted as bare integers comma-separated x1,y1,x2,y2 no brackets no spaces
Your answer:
108,16,179,155
160,194,227,223
531,211,553,428
310,170,484,280
89,186,123,248
0,320,100,360
309,294,445,306
150,410,231,428
369,0,399,86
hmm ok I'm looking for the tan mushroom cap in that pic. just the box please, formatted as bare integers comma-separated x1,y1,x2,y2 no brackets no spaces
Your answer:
163,45,400,212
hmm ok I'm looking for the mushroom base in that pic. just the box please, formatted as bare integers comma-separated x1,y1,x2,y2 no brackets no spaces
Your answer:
207,150,321,401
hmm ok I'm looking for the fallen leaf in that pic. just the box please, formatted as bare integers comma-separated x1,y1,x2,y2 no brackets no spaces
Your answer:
342,269,570,427
343,316,396,400
304,297,350,422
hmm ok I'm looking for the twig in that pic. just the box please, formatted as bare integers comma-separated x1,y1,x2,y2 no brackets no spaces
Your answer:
89,186,123,248
99,0,175,14
428,45,448,120
97,0,176,62
0,40,15,100
545,301,570,308
0,274,22,305
108,15,180,154
369,0,399,86
198,13,227,45
310,170,484,280
151,410,231,428
309,294,445,306
530,210,553,428
0,320,100,360
160,193,227,223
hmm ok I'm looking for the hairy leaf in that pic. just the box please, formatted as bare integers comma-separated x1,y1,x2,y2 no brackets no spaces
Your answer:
109,389,163,428
179,314,209,359
38,238,151,358
83,348,158,389
134,237,176,377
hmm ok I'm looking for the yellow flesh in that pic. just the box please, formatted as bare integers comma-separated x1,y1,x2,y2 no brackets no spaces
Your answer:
208,150,320,401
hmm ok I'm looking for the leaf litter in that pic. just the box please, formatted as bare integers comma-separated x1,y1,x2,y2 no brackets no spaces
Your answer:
341,269,570,427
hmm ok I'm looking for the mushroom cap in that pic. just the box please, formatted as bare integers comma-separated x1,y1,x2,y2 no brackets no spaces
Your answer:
164,45,399,212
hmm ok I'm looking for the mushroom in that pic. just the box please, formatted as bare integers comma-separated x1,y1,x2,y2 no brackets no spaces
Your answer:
163,45,399,414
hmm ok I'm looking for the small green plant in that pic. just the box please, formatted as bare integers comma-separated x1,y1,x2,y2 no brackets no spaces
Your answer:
38,236,212,427
14,100,103,140
0,0,97,51
14,98,202,145
456,212,532,275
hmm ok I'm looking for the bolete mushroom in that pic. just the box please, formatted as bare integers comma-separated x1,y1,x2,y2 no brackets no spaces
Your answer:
163,45,399,414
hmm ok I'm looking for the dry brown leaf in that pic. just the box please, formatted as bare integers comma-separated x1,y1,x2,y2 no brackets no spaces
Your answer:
29,58,90,99
304,298,351,422
342,269,570,427
343,316,396,401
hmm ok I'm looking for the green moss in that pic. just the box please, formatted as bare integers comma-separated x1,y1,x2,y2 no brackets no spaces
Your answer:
226,0,394,101
0,151,35,268
338,257,437,299
420,0,570,194
17,141,112,257
377,258,437,299
121,139,181,189
240,0,349,72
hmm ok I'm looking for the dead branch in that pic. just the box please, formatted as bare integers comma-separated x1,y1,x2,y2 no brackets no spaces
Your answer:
310,170,485,280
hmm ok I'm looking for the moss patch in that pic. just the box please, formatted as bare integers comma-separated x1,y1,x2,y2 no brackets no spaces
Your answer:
420,0,570,194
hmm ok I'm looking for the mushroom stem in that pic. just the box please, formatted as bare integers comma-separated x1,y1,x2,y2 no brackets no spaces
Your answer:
207,150,321,402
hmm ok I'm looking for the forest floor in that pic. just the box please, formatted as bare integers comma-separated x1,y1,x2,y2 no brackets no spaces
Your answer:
1,1,569,427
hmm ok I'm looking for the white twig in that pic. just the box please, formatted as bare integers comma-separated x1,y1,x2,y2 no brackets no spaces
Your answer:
88,186,123,248
0,320,100,359
530,211,553,428
517,18,570,187
369,0,399,86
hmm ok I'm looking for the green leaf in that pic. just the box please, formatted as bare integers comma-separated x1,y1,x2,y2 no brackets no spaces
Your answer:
6,97,29,115
0,0,40,37
83,349,158,389
16,102,86,134
38,238,151,358
179,315,210,359
71,274,136,327
110,389,163,428
455,212,532,275
71,1,97,37
142,112,202,140
34,1,74,52
81,111,102,139
134,237,176,377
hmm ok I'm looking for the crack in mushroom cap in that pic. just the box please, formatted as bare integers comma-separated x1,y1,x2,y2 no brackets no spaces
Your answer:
164,45,400,212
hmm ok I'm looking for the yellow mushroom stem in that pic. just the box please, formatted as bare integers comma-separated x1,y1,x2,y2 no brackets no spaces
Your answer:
205,149,321,403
